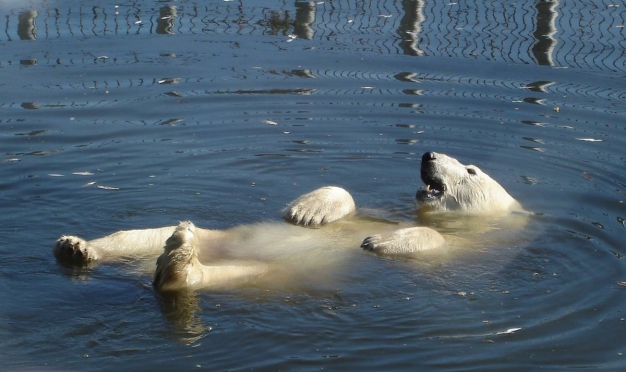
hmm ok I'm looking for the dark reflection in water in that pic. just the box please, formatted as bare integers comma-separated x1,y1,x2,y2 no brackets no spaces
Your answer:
19,59,37,65
532,0,559,66
523,81,556,93
263,10,292,37
156,6,177,35
157,290,210,345
261,1,318,40
20,102,40,109
2,1,624,72
55,259,98,283
223,88,315,95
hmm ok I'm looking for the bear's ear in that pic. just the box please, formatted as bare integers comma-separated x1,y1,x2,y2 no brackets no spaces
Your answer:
467,167,477,175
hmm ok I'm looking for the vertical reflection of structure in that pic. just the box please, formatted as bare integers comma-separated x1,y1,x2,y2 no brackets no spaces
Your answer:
52,8,61,38
18,10,38,40
294,1,316,40
4,1,623,74
397,0,424,56
91,6,98,36
157,6,177,34
532,0,559,66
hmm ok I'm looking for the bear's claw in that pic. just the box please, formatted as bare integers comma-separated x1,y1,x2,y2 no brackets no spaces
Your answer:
360,236,376,251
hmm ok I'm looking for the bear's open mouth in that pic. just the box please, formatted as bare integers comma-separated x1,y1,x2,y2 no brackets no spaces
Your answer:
422,179,446,199
415,175,447,205
417,152,447,203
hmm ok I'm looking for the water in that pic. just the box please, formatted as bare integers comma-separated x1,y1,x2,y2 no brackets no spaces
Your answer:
2,0,626,370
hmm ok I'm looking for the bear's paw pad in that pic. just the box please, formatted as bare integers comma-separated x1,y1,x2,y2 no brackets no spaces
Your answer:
53,236,95,263
284,186,356,227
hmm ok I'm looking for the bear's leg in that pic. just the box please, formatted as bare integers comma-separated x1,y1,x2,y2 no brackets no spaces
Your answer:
54,226,178,263
154,221,268,291
361,227,445,256
283,186,356,227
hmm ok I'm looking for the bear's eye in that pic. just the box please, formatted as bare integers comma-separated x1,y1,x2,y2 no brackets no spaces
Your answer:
467,167,477,175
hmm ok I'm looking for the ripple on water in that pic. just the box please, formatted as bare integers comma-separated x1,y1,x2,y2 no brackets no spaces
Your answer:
2,0,626,370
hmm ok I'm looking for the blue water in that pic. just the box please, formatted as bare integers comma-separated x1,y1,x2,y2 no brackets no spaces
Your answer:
2,0,626,370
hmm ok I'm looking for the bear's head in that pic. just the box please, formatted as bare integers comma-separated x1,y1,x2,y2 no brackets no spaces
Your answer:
416,152,520,213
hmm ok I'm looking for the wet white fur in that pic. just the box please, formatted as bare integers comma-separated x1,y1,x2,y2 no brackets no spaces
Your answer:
418,152,521,213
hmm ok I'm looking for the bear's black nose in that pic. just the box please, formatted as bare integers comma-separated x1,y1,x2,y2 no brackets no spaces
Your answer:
422,152,436,163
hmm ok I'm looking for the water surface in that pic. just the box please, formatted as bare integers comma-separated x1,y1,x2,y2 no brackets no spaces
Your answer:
2,0,626,370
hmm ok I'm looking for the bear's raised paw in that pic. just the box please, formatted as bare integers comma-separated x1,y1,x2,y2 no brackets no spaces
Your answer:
53,235,98,263
284,186,356,227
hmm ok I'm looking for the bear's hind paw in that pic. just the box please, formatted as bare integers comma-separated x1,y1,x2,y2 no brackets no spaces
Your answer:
53,235,97,263
360,235,385,253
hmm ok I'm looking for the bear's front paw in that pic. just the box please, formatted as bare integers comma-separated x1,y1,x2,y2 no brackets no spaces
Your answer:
284,186,356,227
361,227,445,256
53,235,98,263
361,235,395,254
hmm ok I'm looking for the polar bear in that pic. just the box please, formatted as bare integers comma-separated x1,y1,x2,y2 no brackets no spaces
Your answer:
285,151,523,254
53,151,522,291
